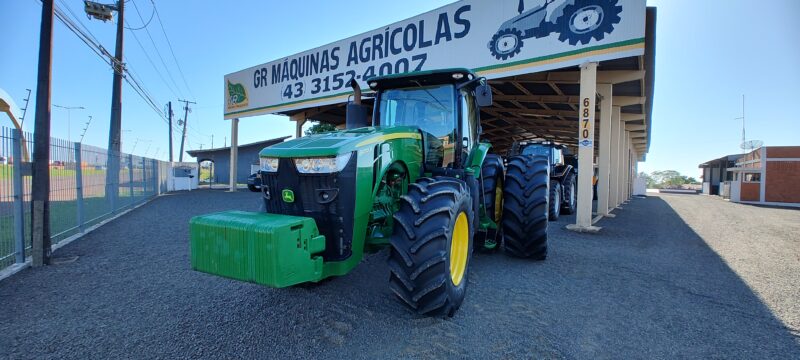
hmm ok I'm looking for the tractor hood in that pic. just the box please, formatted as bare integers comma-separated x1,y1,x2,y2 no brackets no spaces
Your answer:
259,126,421,158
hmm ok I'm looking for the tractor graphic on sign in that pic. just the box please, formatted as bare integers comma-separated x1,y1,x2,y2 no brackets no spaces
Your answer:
488,0,623,60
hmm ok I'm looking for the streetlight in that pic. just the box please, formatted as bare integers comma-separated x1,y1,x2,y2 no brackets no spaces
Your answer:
52,104,84,143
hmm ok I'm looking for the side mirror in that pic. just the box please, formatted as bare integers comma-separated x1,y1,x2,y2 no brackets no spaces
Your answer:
475,82,493,107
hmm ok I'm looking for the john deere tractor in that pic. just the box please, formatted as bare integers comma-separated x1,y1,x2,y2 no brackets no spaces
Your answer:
190,69,549,317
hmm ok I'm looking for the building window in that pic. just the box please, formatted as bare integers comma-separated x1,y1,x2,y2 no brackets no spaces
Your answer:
744,172,761,182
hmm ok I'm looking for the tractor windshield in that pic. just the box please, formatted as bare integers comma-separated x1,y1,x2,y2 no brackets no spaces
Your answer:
378,85,456,168
522,145,551,158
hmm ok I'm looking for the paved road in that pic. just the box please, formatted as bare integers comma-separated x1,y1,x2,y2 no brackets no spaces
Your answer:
0,190,798,359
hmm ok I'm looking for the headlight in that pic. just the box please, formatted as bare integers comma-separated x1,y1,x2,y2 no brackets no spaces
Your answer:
294,153,352,174
260,157,279,172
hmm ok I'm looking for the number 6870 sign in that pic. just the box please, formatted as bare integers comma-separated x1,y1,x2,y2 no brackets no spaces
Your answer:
581,98,591,139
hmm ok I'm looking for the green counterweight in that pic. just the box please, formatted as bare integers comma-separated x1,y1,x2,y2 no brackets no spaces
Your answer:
190,211,326,287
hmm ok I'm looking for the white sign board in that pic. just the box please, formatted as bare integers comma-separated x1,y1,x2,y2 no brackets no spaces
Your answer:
224,0,646,119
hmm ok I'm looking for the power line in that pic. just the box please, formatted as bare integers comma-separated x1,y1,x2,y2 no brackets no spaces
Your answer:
124,0,154,30
39,0,169,126
130,0,184,99
152,0,194,99
125,17,181,98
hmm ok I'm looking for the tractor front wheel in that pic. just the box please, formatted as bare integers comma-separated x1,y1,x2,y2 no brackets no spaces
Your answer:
502,155,549,259
389,177,475,317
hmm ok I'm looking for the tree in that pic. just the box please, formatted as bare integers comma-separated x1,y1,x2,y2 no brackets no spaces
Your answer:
638,171,657,189
304,121,337,136
648,170,700,189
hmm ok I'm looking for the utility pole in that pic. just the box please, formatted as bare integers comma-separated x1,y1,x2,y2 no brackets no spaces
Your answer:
167,101,174,162
87,0,124,209
177,99,195,162
19,89,32,129
31,0,54,267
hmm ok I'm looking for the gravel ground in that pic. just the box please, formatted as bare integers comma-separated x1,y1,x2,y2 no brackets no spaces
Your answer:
0,190,798,359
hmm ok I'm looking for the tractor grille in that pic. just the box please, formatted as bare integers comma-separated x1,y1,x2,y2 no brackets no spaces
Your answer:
260,154,357,261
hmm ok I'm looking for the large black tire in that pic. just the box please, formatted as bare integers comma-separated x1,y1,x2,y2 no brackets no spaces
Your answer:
389,177,475,317
502,155,548,259
561,173,576,215
548,180,561,221
555,0,623,45
478,154,504,251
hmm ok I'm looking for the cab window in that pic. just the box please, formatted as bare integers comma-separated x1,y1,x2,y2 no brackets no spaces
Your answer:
460,89,478,166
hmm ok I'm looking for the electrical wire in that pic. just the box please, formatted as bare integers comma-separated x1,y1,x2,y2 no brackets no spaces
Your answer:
130,0,184,99
125,18,181,98
152,0,194,100
41,0,170,126
124,0,154,30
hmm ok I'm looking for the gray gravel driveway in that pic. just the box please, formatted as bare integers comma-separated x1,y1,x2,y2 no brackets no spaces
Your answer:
0,190,798,359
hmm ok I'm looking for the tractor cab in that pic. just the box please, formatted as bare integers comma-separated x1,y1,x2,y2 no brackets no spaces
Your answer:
365,68,493,172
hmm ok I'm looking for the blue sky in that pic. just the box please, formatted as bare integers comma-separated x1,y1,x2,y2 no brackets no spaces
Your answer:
1,0,798,177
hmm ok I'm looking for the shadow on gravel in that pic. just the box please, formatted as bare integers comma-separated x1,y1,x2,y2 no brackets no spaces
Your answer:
0,191,798,359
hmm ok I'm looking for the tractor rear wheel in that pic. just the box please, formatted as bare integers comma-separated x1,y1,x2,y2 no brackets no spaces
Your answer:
389,177,475,317
478,154,504,251
502,155,549,259
561,174,576,215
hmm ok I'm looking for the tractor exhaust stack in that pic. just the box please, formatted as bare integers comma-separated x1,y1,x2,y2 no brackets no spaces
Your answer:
346,80,369,129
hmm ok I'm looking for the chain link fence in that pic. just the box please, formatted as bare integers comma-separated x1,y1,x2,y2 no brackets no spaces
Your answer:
1,126,171,270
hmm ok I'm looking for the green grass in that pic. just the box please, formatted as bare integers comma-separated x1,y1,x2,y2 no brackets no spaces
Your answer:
0,164,108,180
0,164,10,180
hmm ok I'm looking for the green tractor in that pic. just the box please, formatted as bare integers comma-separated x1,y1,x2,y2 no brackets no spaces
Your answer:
190,69,549,317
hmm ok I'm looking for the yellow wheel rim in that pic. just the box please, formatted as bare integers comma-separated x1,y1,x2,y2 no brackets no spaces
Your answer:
494,181,504,223
450,212,469,286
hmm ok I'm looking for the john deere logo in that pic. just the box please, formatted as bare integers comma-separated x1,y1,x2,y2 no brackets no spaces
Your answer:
281,189,295,203
227,80,248,109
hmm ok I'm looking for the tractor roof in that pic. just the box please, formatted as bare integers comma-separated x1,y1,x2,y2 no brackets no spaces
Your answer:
367,68,477,91
518,140,567,150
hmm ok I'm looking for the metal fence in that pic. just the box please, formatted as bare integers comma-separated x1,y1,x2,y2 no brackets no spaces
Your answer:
1,126,171,270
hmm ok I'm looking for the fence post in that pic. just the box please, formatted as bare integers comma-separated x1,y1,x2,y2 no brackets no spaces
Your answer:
141,157,148,196
128,154,134,204
11,129,26,264
154,159,160,196
74,142,85,233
